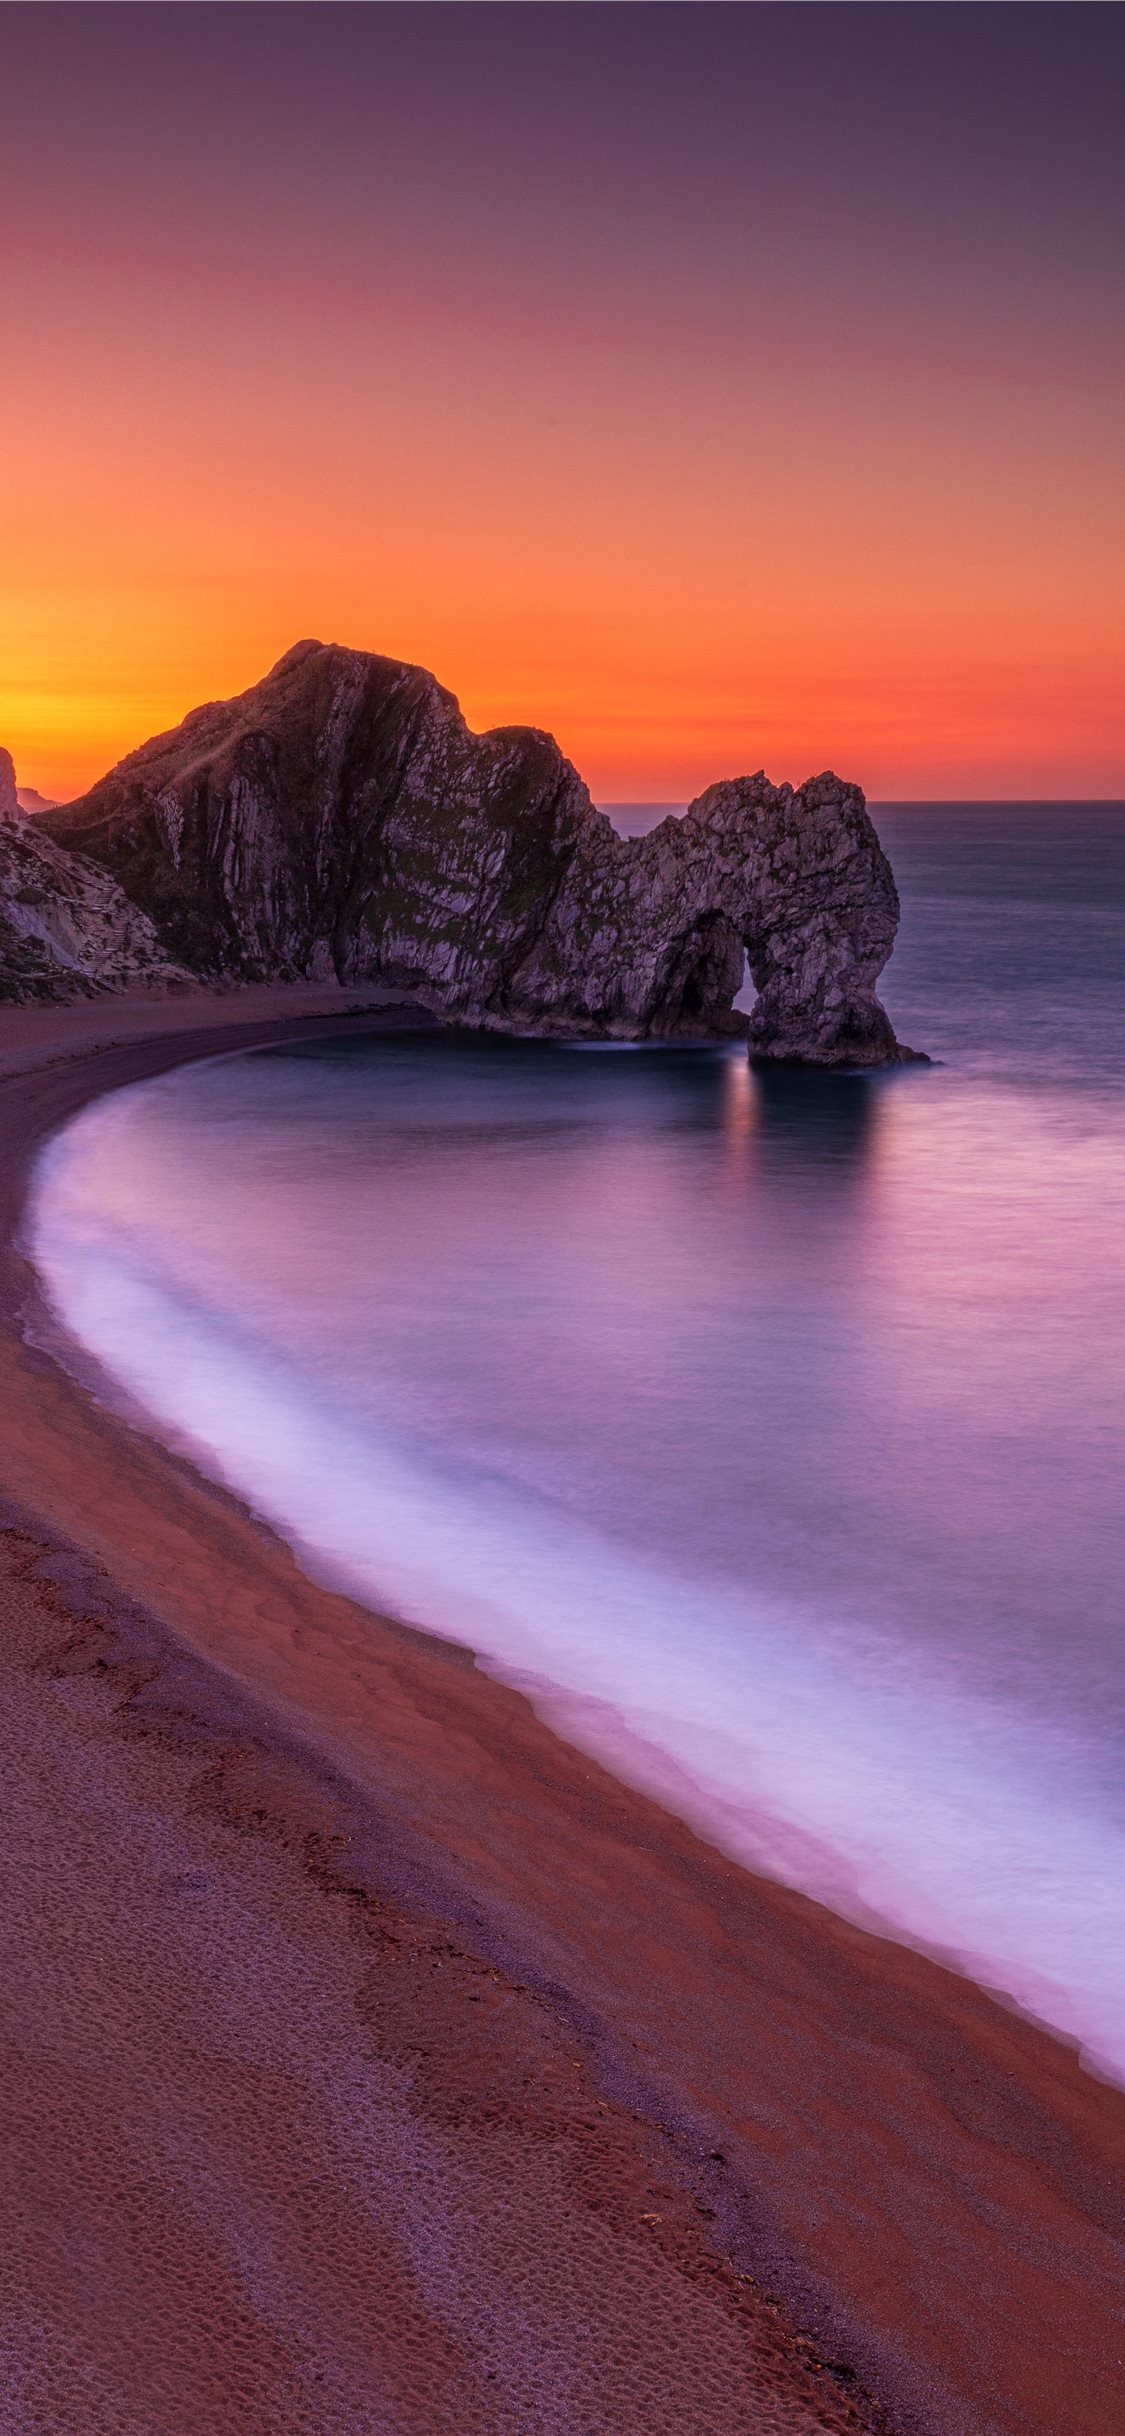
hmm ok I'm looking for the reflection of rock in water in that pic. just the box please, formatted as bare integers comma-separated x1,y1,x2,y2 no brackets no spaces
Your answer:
749,1062,880,1173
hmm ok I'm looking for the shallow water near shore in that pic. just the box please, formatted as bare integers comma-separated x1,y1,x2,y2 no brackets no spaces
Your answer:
29,805,1125,2080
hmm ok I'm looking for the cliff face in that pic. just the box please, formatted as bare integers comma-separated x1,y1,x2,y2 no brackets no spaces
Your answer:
39,641,910,1061
0,755,191,1004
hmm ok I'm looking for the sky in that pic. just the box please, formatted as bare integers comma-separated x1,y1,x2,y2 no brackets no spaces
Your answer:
2,2,1123,804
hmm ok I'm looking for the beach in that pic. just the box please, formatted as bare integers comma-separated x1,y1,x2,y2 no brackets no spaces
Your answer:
1,990,1123,2436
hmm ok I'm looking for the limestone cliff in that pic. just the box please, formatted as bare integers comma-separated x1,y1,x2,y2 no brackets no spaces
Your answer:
37,641,911,1061
0,773,192,1005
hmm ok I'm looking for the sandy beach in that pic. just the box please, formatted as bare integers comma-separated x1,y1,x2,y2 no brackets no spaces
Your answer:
1,989,1123,2436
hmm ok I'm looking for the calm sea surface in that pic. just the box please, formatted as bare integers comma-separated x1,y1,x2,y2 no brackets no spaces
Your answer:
30,805,1125,2077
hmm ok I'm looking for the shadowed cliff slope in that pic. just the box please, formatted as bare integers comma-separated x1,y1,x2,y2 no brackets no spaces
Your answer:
0,748,190,1005
36,643,910,1061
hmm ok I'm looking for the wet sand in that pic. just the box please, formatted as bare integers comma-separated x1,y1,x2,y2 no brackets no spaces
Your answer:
0,990,1122,2436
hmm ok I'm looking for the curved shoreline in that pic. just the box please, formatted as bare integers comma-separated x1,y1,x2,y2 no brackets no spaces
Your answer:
1,992,1123,2436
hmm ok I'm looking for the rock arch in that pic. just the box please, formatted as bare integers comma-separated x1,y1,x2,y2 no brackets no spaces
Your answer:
36,643,913,1062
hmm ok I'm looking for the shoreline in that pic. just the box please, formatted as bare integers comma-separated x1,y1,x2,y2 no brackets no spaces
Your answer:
1,991,1123,2435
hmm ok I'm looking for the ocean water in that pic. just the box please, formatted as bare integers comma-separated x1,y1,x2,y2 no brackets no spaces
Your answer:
29,805,1125,2080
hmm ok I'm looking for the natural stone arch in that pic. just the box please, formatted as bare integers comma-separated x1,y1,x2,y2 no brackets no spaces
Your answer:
37,643,915,1062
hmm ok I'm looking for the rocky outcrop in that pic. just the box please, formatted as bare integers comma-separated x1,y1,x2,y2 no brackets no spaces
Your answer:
38,641,912,1061
510,772,905,1061
0,749,20,826
0,805,193,1004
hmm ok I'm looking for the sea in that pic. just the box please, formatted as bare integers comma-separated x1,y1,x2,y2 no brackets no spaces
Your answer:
28,803,1125,2081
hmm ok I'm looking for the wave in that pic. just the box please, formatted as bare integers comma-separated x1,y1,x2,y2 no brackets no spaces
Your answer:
29,1097,1125,2086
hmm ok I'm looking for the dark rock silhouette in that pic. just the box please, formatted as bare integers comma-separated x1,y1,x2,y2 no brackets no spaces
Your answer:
35,642,913,1060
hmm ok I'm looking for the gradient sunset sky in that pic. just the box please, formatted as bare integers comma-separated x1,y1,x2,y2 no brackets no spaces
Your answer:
3,2,1123,803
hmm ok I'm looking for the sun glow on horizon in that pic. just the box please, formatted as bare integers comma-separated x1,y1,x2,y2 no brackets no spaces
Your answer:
2,7,1122,805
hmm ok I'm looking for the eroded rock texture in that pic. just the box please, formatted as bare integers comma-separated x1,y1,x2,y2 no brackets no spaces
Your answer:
0,803,192,1004
32,642,909,1059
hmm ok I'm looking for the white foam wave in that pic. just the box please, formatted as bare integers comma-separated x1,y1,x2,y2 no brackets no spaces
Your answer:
29,1114,1125,2085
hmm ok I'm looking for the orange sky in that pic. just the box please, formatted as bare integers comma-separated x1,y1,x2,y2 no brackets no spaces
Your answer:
3,7,1123,805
